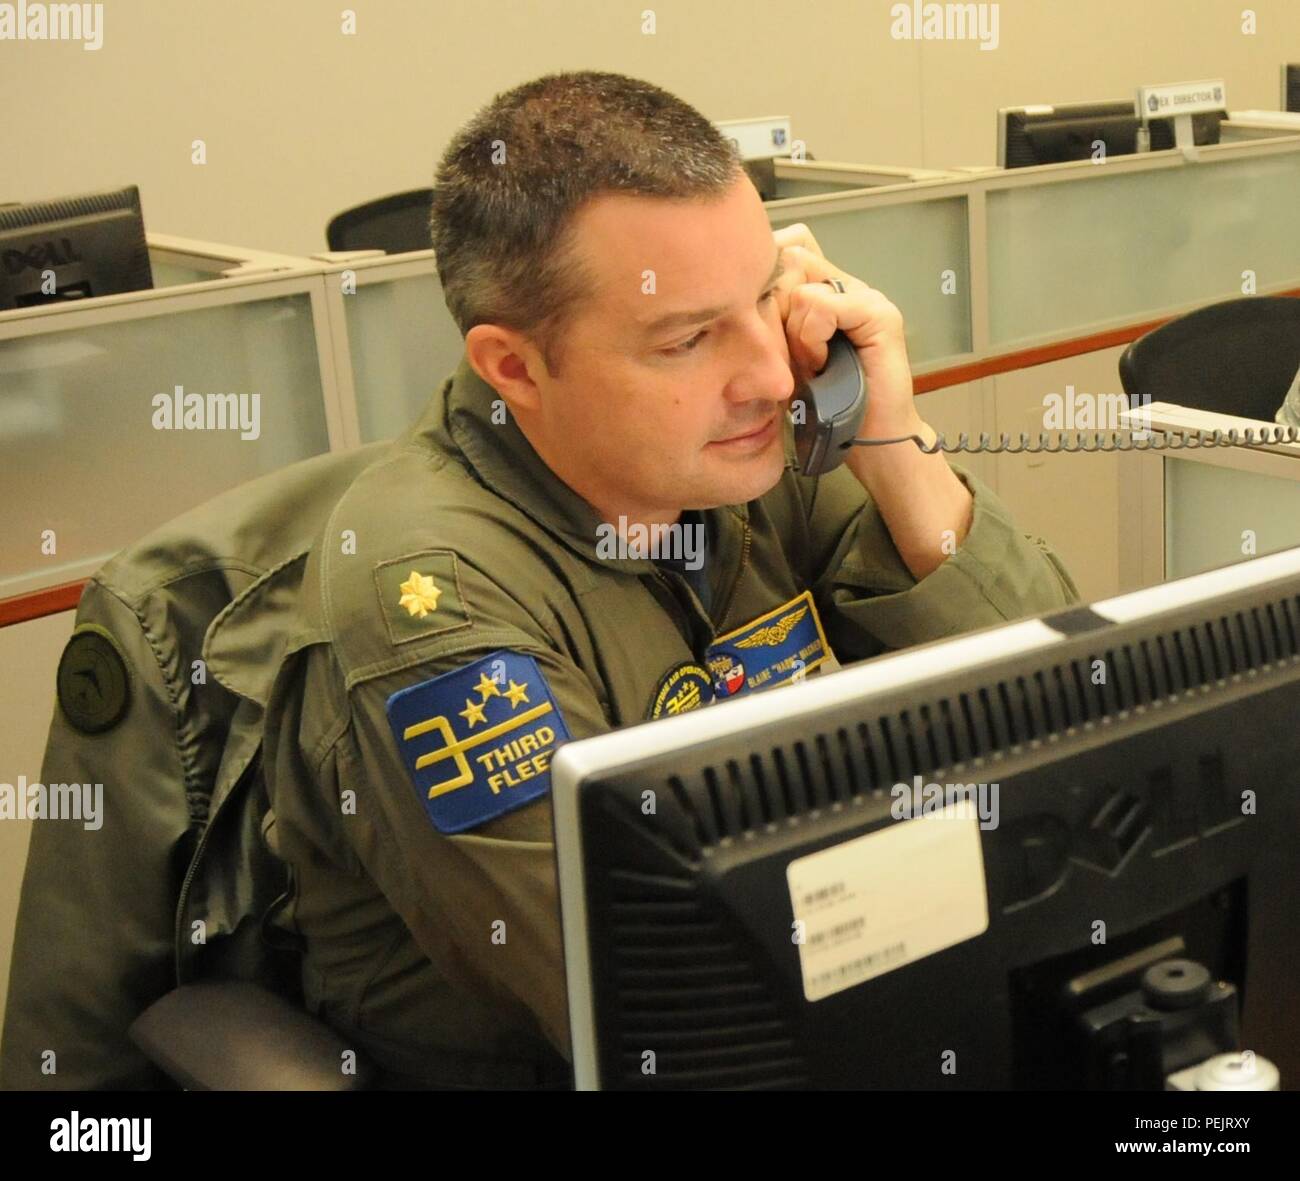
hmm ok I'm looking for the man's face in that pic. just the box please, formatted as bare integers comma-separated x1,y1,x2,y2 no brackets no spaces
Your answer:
525,173,796,519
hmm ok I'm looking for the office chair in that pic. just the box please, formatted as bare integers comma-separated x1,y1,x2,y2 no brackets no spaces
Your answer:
325,188,433,254
1118,295,1300,420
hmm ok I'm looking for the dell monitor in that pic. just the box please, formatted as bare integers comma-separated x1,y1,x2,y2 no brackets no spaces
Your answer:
553,547,1300,1089
0,184,152,311
1286,64,1300,113
999,101,1223,168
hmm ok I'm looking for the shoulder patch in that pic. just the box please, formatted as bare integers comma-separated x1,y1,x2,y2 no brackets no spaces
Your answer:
57,624,132,735
647,661,715,719
386,649,572,834
374,549,473,646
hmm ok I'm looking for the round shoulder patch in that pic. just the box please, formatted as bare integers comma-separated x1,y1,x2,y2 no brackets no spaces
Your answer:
57,624,132,735
647,661,715,720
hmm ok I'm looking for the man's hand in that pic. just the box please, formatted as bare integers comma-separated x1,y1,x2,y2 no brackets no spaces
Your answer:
771,223,921,440
772,223,972,581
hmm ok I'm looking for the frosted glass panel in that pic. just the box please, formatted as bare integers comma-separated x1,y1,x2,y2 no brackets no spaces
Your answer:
1164,456,1300,580
0,294,329,594
148,258,217,287
988,152,1300,347
346,273,465,442
771,198,971,363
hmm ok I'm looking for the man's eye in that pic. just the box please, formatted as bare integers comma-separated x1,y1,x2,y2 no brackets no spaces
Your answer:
664,330,707,356
662,291,777,356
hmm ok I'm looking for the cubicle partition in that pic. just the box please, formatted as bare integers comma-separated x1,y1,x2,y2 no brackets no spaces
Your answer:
6,135,1300,617
1119,403,1300,588
0,235,348,604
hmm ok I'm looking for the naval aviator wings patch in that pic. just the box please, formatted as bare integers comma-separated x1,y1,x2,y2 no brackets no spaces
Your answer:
705,589,829,699
386,649,573,834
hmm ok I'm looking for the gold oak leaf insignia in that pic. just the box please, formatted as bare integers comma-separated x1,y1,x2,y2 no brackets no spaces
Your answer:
398,571,442,619
734,604,808,649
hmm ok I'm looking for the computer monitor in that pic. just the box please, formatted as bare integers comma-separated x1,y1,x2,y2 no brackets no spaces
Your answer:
553,547,1300,1089
998,101,1224,168
1286,64,1300,114
0,184,152,311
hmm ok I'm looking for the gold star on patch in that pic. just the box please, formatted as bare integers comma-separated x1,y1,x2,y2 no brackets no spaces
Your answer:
397,571,442,619
503,679,530,707
474,671,501,699
459,696,487,727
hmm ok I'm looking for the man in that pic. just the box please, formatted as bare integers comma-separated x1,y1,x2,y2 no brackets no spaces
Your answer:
260,70,1079,1087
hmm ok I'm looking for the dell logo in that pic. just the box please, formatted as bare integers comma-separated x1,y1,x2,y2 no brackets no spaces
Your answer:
2,238,82,275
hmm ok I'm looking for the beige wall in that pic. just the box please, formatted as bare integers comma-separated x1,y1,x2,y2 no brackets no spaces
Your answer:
2,0,1297,255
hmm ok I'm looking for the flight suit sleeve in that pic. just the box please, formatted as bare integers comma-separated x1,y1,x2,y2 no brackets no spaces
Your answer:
796,459,1081,661
273,623,612,1064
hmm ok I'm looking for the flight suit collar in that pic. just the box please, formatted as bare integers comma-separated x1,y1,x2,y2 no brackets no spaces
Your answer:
417,354,767,614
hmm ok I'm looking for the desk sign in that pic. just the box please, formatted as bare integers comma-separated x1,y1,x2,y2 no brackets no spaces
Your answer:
1136,79,1227,122
714,116,794,161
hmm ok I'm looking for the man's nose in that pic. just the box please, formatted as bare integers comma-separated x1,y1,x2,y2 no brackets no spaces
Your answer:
726,317,796,405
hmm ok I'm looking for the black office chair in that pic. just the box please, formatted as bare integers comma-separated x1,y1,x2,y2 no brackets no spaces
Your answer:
1118,296,1300,420
325,188,433,254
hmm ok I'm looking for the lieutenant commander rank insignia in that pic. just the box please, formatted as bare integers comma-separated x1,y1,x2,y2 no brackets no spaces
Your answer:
704,590,829,699
386,649,573,834
375,550,472,645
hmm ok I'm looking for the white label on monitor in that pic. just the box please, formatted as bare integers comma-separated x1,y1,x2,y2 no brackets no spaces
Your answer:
787,805,989,1002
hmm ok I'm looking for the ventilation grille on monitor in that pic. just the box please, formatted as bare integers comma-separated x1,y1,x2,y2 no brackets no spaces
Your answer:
655,591,1300,851
606,868,810,1088
0,185,142,231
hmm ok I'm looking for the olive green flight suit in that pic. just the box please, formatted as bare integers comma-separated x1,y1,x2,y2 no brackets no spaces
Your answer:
256,355,1080,1087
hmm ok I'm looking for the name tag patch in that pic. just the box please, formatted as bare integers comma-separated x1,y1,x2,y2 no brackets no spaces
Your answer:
705,590,829,700
386,650,571,834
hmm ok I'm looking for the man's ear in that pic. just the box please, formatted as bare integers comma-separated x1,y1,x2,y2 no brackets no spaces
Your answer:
465,324,545,414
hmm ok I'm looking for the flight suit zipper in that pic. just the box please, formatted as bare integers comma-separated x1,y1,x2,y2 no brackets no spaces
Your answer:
718,520,752,625
649,519,752,656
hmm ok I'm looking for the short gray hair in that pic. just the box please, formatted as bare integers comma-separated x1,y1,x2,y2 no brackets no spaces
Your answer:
430,71,743,376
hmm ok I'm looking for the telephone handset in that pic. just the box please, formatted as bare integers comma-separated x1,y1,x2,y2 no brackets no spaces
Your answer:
790,329,1300,477
791,330,868,477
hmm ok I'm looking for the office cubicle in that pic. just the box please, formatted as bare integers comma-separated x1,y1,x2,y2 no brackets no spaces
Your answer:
1119,403,1300,589
0,235,346,601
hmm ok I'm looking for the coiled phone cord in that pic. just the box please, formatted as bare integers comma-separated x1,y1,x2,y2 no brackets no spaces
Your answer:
847,424,1300,455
